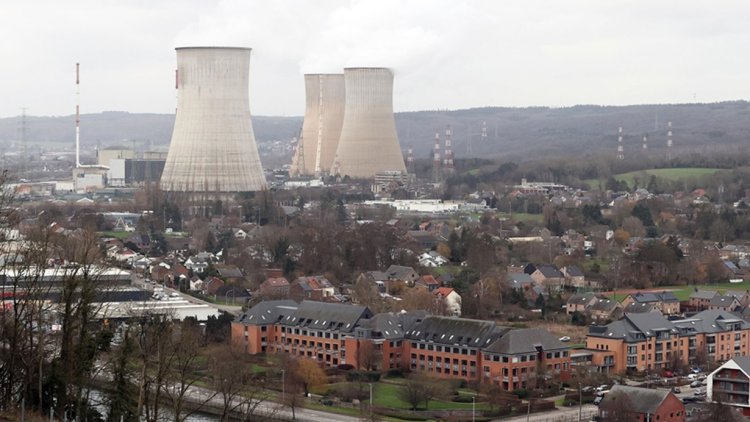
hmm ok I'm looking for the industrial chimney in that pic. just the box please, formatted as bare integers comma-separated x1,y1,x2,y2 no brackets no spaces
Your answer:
160,47,266,196
294,74,345,177
333,67,406,178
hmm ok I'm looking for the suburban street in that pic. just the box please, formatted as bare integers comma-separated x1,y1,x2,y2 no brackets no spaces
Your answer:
497,404,598,422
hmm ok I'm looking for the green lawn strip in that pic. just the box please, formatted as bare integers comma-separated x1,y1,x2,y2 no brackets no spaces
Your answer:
98,231,131,239
373,382,490,411
496,212,544,223
606,282,750,303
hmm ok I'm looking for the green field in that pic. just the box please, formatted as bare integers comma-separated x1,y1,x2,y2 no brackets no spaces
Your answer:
372,382,489,411
98,231,132,239
607,281,750,302
497,212,544,223
670,281,750,301
583,167,721,189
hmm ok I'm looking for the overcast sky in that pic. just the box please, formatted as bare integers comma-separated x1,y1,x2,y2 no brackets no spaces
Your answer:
2,0,748,118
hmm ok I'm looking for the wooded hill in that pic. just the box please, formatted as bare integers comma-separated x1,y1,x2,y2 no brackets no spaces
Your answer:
1,101,749,161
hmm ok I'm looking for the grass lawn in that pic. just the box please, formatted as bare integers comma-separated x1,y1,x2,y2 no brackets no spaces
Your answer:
373,382,490,411
605,281,750,302
583,167,721,189
497,212,544,223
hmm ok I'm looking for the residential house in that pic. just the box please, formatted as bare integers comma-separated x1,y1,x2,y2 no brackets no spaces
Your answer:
561,265,586,288
356,271,390,294
707,356,750,417
506,273,536,291
290,276,336,301
623,302,661,314
418,251,448,267
726,290,750,308
204,276,225,296
621,291,680,315
215,264,245,283
599,385,685,422
530,265,565,290
433,287,462,316
232,301,571,392
586,310,750,375
566,292,597,316
415,275,440,292
708,295,741,312
689,290,719,310
386,265,419,286
587,298,623,322
259,277,290,298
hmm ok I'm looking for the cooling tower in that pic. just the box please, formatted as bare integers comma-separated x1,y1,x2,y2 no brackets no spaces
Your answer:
160,47,266,195
333,68,406,178
293,74,345,177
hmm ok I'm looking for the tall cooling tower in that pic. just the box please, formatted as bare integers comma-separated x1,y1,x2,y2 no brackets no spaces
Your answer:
161,47,266,194
333,67,406,178
294,74,345,177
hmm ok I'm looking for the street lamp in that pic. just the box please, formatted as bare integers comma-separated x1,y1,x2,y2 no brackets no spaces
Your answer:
472,394,476,422
281,369,285,403
369,383,373,420
578,382,582,422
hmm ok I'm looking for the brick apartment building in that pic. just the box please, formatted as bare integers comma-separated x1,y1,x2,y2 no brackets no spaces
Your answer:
232,300,571,391
586,310,750,374
599,385,685,421
707,356,750,417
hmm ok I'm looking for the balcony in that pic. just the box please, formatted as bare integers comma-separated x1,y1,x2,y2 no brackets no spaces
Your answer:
713,375,750,383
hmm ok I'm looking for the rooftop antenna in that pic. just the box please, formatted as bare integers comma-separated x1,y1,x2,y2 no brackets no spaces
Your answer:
444,125,454,174
75,63,81,167
616,126,624,160
642,135,648,150
406,147,414,174
666,121,673,160
432,129,442,183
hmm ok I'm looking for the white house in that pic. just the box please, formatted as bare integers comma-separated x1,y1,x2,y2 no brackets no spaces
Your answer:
434,287,462,316
419,251,448,267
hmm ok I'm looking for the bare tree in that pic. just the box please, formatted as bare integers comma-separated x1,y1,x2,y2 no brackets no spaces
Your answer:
209,344,268,422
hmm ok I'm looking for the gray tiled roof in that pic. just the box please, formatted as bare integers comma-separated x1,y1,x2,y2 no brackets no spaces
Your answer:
708,295,739,308
690,290,718,300
623,302,660,314
728,356,750,374
563,265,584,277
284,301,372,333
672,309,750,334
405,316,508,348
588,312,676,342
386,265,417,281
600,385,672,414
485,328,567,355
535,264,563,278
358,313,404,339
507,273,535,287
567,292,596,306
588,298,620,312
236,299,298,325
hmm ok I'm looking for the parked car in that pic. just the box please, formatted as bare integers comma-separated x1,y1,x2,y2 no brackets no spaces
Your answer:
694,388,706,396
687,373,698,381
671,387,681,394
559,336,571,342
662,370,675,378
596,385,609,392
593,396,604,406
691,367,702,374
582,386,594,393
690,380,702,388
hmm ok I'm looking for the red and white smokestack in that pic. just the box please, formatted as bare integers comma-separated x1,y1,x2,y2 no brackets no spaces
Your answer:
75,62,81,168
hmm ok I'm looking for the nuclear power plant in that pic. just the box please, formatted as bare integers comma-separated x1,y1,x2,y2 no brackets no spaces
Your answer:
293,74,345,177
332,67,407,179
160,47,266,198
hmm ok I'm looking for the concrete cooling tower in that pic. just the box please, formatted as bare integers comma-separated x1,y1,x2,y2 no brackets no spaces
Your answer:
333,67,406,178
160,47,266,195
293,74,345,177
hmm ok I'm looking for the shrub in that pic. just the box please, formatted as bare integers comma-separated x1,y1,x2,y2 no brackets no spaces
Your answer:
386,368,404,378
346,370,381,382
512,388,529,399
452,395,474,403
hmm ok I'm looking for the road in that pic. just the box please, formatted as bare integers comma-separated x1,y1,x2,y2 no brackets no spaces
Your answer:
184,384,361,422
131,274,243,316
496,404,598,422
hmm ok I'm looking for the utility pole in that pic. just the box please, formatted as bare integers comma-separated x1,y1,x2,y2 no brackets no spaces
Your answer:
369,383,373,420
578,382,583,422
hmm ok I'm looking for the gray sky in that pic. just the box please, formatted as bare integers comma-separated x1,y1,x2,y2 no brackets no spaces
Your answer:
2,0,748,118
